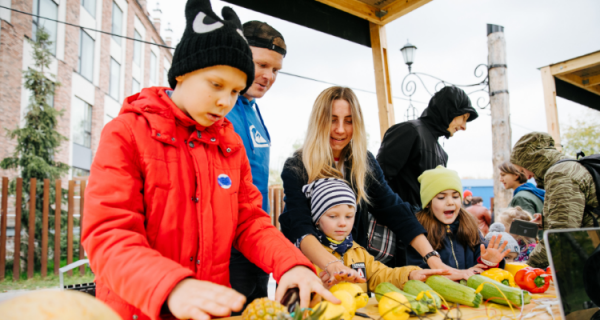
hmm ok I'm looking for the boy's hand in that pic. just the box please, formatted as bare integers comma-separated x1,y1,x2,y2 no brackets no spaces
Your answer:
275,266,341,309
321,261,367,287
167,278,245,320
408,269,450,281
480,235,510,265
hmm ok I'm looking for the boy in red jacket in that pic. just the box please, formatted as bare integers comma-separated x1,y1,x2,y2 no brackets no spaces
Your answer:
82,1,335,320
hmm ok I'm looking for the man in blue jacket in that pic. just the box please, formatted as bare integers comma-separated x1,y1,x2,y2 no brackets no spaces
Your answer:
226,21,285,312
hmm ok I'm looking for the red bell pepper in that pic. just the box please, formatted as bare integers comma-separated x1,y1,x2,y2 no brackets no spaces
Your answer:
515,267,550,293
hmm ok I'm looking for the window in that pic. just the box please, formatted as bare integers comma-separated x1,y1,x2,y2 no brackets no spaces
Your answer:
111,2,123,45
81,0,96,17
72,168,90,178
132,78,140,94
72,98,92,148
133,31,142,67
32,0,58,55
78,30,95,82
163,68,169,86
150,52,157,84
109,58,121,100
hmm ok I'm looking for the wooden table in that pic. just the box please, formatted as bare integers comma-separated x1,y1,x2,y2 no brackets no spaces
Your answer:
226,285,564,320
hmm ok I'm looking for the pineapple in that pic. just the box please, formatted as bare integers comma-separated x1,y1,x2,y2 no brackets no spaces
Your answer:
242,298,291,320
242,298,337,320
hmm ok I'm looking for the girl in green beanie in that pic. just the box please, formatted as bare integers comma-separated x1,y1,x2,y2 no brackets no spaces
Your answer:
406,166,511,278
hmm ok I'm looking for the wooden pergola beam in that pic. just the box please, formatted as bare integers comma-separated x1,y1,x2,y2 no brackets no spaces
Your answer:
540,66,562,150
370,23,396,139
555,73,600,96
549,51,600,76
380,0,433,24
315,0,383,24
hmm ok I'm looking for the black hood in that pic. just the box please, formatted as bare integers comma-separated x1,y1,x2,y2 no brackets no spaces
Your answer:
419,86,479,138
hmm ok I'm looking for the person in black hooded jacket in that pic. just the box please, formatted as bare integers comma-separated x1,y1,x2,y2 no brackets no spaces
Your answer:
376,86,478,267
377,86,479,210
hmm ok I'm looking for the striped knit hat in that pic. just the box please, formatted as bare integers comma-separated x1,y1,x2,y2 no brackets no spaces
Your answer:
302,178,357,224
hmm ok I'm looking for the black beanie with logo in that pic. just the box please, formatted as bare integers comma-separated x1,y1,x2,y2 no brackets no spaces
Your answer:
168,0,254,93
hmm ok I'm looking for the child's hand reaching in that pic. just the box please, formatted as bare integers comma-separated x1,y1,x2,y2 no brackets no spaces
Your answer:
408,269,451,281
167,279,246,320
480,234,510,265
320,261,366,288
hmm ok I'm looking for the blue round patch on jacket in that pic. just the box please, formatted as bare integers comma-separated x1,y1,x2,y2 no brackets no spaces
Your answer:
218,174,232,189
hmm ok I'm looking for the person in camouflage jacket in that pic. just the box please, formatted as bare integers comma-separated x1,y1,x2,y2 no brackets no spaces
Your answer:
510,132,599,268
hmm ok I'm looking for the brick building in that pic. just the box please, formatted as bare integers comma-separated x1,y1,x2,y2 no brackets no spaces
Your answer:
0,0,173,178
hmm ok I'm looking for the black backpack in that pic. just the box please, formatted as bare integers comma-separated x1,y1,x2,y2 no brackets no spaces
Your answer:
554,152,600,227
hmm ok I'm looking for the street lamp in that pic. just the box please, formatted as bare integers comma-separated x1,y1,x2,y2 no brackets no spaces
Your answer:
400,40,417,72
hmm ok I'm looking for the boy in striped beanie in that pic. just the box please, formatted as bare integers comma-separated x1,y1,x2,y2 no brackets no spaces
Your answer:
303,178,448,291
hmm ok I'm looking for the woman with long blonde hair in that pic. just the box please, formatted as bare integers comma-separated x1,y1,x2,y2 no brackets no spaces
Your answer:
280,87,465,284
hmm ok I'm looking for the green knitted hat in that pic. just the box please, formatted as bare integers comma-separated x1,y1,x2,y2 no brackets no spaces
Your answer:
418,165,463,208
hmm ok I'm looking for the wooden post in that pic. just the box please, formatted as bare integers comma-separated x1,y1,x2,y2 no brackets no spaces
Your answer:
370,22,396,140
540,66,562,150
54,180,61,275
28,178,36,279
79,181,86,275
0,177,8,280
41,179,50,278
487,24,513,216
274,188,282,230
13,178,23,281
67,180,75,276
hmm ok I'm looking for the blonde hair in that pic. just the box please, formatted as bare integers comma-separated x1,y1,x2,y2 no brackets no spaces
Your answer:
498,206,536,243
300,86,371,205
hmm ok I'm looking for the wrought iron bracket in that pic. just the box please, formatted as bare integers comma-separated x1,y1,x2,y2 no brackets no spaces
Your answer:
401,64,492,121
490,90,509,97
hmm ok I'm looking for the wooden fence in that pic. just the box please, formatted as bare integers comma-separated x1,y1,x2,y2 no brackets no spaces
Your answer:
0,177,286,282
0,177,87,281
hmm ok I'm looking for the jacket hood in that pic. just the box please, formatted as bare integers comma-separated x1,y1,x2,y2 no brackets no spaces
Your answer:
120,87,242,153
510,132,570,183
419,86,479,138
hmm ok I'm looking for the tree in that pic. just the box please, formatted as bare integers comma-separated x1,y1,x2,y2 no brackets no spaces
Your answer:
561,116,600,158
1,27,70,274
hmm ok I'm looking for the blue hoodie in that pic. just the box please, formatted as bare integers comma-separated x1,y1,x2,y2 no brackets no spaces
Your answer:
226,96,271,212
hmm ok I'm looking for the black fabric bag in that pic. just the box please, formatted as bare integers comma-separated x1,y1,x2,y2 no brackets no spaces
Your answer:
555,153,600,227
366,212,396,263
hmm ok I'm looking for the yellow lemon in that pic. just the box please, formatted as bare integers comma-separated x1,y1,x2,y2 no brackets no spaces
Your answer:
378,292,410,320
313,301,347,320
333,290,357,317
354,292,369,309
330,282,368,309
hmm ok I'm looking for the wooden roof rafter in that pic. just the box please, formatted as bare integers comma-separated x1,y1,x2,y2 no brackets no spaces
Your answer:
548,50,600,96
316,0,433,25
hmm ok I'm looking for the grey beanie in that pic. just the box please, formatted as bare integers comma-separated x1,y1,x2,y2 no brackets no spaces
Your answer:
486,222,520,254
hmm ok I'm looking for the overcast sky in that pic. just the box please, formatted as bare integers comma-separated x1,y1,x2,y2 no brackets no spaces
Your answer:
156,0,600,179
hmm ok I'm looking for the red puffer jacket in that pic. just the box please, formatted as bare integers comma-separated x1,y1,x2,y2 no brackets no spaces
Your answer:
82,87,314,320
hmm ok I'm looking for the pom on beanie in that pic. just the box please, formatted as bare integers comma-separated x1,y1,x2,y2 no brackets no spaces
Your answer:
486,222,520,254
302,178,356,224
418,165,463,209
168,0,254,92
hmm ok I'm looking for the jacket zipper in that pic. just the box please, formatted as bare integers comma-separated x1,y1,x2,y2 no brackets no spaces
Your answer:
447,225,460,268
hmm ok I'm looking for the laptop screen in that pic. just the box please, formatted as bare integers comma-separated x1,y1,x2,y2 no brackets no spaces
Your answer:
546,228,600,319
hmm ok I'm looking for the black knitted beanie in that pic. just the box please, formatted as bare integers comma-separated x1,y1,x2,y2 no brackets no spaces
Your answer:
168,0,254,92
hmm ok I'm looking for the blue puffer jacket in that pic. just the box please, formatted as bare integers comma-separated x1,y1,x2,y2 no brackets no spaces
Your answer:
406,219,506,269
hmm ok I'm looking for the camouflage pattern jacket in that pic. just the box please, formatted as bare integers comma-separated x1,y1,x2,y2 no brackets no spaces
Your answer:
511,132,599,268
